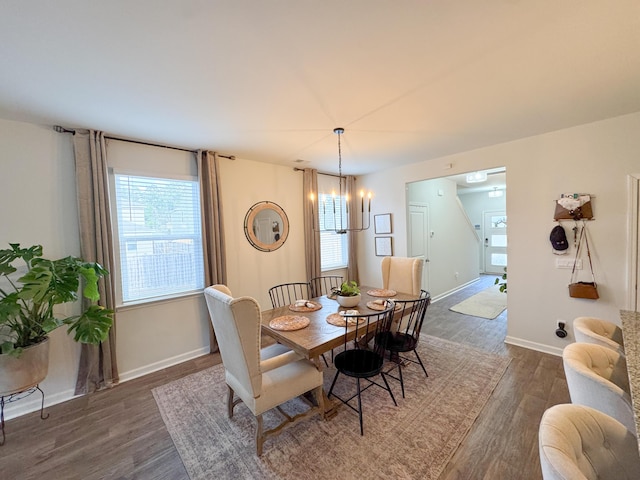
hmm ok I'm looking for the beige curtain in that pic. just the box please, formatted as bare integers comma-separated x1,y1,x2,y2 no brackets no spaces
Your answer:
73,130,118,394
346,175,360,283
198,150,227,353
303,168,321,281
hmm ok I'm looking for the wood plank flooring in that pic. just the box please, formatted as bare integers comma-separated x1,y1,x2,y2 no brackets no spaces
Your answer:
0,276,569,479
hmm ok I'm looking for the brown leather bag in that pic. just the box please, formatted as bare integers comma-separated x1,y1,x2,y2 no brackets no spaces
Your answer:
568,225,598,299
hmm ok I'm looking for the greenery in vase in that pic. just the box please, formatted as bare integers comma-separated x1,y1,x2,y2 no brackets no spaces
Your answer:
0,243,114,356
332,280,360,297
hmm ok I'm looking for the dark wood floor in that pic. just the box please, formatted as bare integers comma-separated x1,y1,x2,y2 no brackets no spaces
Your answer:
1,276,569,479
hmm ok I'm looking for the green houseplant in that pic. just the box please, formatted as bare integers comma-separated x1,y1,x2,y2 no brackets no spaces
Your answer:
0,243,113,356
332,280,361,308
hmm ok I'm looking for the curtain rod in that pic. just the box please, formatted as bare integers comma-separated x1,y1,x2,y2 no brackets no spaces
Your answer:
53,126,236,160
293,167,345,179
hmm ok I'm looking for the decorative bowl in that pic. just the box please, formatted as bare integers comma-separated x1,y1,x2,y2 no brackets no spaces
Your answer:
336,293,361,308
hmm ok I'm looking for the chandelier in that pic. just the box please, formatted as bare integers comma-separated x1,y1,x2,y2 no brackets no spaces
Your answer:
310,128,372,234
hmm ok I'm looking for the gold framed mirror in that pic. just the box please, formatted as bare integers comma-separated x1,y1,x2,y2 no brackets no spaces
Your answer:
243,201,290,252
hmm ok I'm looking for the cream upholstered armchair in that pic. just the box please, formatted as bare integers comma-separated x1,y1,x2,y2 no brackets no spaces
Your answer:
562,342,636,434
573,316,625,355
539,404,640,480
204,285,325,455
381,256,424,295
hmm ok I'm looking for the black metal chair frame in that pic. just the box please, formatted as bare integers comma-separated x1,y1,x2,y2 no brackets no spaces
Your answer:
327,303,398,435
268,282,312,308
378,290,431,398
309,275,344,298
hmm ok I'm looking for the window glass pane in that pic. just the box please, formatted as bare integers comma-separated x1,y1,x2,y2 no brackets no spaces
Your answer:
491,216,507,228
491,234,508,247
318,193,348,270
491,253,508,266
114,174,204,303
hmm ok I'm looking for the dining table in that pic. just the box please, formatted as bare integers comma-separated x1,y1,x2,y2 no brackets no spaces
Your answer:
260,285,419,417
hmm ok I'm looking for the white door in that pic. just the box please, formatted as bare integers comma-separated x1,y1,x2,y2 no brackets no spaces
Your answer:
483,211,507,274
408,203,429,291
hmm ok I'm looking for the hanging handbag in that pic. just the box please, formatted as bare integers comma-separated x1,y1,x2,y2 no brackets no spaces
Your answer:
568,225,599,299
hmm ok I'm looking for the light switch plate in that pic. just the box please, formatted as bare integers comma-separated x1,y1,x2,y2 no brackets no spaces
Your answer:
556,258,581,269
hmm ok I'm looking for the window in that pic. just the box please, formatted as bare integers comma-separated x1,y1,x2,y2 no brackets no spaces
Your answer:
113,173,204,304
317,175,349,270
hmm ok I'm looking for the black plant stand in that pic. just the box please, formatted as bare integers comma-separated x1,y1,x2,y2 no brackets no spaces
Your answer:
0,385,48,446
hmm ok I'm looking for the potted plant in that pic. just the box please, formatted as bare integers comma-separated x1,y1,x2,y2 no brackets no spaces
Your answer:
0,243,113,396
332,280,361,308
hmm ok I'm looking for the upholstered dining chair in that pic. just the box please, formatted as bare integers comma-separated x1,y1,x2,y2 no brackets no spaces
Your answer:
268,282,312,308
309,275,343,298
562,342,636,434
327,303,398,435
204,285,325,455
377,290,431,398
573,316,625,355
539,404,640,480
381,256,424,295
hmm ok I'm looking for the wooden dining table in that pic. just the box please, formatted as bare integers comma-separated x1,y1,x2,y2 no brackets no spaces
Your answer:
260,286,419,417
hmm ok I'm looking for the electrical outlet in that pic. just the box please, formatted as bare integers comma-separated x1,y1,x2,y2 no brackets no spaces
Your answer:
556,258,581,269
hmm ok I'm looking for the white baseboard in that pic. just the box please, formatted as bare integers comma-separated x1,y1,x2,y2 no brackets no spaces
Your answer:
505,335,564,357
118,346,210,383
432,277,481,303
3,345,211,421
3,387,80,421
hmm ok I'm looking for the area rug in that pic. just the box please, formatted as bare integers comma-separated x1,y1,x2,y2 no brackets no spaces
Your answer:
152,336,510,480
449,284,507,319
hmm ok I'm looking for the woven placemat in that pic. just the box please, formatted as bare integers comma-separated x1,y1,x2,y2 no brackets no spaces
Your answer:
269,315,310,331
367,288,397,297
326,312,363,327
366,300,400,311
288,301,322,312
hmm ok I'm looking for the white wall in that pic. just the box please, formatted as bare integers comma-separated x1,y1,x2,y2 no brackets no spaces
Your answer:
358,112,640,355
406,177,480,298
0,119,83,411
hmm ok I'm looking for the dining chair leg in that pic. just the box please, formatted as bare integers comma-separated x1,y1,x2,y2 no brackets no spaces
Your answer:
255,414,264,456
356,378,364,436
321,353,329,367
227,386,235,418
414,350,429,378
380,372,398,407
397,361,405,398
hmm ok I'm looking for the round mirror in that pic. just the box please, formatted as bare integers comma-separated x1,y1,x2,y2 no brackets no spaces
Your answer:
244,201,290,252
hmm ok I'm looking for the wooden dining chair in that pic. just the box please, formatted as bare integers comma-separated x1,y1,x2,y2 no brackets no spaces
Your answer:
203,285,325,455
327,303,398,435
268,282,312,308
376,290,431,398
309,275,343,298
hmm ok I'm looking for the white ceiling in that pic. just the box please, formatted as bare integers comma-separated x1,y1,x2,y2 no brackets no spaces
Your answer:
1,1,639,175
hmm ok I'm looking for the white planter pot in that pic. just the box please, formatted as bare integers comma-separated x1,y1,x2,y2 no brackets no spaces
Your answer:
337,294,361,308
0,338,50,396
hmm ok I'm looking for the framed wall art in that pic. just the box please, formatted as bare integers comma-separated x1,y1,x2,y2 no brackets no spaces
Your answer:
374,213,392,234
375,236,393,257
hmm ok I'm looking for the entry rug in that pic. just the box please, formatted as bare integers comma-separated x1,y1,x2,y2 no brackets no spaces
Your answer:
152,336,510,480
449,284,507,320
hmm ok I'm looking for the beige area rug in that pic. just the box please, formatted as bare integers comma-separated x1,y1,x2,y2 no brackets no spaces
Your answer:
449,284,507,320
152,336,511,480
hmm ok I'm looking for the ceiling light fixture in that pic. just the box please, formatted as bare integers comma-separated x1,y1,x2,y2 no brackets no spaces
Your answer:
488,187,503,198
310,128,372,234
466,171,487,183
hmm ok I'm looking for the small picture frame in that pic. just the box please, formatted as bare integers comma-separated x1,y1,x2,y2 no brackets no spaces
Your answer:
375,236,393,257
374,213,392,234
